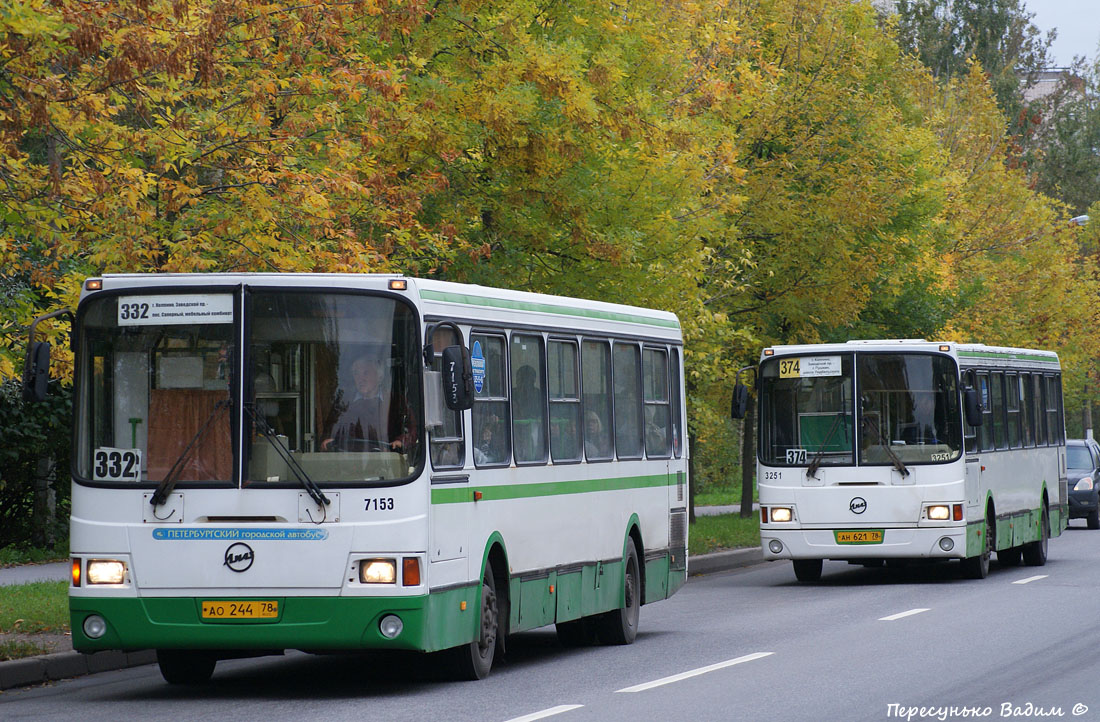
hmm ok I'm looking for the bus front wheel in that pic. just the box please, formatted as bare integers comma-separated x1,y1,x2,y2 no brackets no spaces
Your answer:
792,559,822,582
450,563,499,680
156,649,216,685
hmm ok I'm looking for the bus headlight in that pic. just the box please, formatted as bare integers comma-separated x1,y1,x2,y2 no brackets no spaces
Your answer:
1074,478,1094,491
86,560,127,585
359,559,397,584
926,505,951,521
770,507,793,523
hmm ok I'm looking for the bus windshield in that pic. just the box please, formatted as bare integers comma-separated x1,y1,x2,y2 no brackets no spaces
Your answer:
759,352,963,467
75,290,423,486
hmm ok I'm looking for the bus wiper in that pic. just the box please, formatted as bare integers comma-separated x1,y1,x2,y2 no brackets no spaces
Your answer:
150,398,231,507
860,415,909,478
244,404,329,509
806,412,849,479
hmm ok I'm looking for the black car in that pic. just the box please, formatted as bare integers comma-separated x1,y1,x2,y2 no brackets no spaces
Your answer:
1067,438,1100,529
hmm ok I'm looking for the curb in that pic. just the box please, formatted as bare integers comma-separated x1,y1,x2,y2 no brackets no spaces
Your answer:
0,649,156,691
0,548,764,691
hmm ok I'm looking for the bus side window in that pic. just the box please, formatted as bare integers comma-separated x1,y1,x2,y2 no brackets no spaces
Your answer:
613,342,643,459
671,348,683,458
1006,373,1021,448
978,373,992,452
1020,373,1034,447
429,326,466,469
1047,375,1063,443
963,370,978,454
549,340,581,463
472,334,510,467
582,340,614,461
511,334,547,464
643,347,672,459
1035,375,1047,446
991,372,1006,449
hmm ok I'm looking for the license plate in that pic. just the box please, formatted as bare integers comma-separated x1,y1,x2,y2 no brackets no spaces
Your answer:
201,600,279,619
835,530,884,544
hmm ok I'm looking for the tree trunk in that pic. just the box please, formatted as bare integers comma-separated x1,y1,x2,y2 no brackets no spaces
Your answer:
739,397,755,518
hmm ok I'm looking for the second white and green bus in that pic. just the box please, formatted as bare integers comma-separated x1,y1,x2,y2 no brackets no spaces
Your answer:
30,273,689,682
734,340,1066,582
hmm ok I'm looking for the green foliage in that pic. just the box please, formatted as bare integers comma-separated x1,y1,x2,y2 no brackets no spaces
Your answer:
0,379,72,548
688,513,761,555
0,581,70,633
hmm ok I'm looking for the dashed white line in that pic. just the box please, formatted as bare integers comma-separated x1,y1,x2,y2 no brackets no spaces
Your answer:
614,652,774,693
1012,574,1048,585
503,704,585,722
878,608,930,621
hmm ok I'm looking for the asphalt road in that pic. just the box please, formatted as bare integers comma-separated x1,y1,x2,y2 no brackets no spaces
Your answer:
3,525,1099,722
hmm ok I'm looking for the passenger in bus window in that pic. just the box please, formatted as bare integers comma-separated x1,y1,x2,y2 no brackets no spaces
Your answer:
585,411,611,459
474,413,506,464
323,356,417,452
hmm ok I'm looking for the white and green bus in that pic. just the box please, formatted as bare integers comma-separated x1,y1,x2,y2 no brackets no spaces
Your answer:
30,274,689,682
733,340,1066,582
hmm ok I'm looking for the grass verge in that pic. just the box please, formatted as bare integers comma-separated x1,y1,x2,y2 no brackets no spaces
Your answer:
693,481,756,507
0,581,70,634
0,639,50,662
688,512,760,555
0,543,68,568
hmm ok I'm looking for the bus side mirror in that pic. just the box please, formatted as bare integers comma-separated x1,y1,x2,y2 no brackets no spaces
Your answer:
964,387,982,427
442,345,473,411
23,341,51,402
731,383,749,420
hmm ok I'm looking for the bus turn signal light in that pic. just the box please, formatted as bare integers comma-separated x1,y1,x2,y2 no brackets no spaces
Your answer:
71,558,81,587
402,557,420,586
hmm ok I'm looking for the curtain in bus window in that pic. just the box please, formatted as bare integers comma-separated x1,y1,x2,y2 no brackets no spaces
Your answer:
613,343,643,459
472,334,510,466
549,341,581,463
511,334,547,464
582,341,614,461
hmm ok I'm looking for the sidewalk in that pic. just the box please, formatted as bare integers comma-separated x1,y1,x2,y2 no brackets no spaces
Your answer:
0,515,763,690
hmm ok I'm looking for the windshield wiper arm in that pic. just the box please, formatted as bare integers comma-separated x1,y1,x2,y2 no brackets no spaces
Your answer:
861,415,909,478
150,398,231,507
806,412,849,479
244,403,329,508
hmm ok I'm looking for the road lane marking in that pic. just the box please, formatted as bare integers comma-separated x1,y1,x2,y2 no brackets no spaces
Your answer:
1012,575,1048,585
503,705,584,722
614,652,774,693
878,608,930,621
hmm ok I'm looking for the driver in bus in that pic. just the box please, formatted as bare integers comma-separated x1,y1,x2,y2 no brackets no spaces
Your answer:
322,355,416,452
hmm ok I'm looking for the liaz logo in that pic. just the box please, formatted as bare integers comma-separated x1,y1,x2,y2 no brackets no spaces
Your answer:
849,497,867,515
223,542,255,572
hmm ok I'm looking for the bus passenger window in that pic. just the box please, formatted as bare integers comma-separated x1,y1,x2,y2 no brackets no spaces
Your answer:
472,334,510,466
582,340,613,461
429,326,465,469
614,343,643,459
549,341,581,463
643,348,672,458
511,335,547,464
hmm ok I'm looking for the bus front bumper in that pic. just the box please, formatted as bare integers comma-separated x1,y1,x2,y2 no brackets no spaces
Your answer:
70,588,479,654
760,527,967,561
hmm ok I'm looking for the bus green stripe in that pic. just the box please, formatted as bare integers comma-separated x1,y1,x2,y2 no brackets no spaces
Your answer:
958,350,1058,364
431,473,674,505
418,289,680,330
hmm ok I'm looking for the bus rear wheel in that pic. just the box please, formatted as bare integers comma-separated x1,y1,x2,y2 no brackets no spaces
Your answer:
1022,505,1049,566
595,542,640,645
792,559,822,582
156,649,216,685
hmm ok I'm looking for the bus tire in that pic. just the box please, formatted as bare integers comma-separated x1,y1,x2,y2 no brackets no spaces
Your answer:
792,559,822,582
595,541,640,645
451,563,498,680
156,649,216,685
556,617,597,647
1022,504,1049,566
961,511,993,579
998,547,1023,567
1087,509,1100,530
